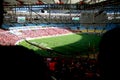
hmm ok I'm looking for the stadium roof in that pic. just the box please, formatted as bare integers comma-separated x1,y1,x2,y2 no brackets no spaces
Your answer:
4,0,107,5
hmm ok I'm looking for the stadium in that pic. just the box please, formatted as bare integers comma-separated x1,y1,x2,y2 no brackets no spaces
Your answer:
1,0,120,80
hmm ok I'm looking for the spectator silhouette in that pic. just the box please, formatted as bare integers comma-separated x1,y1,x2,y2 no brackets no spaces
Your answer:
1,1,52,80
1,45,53,80
97,26,120,80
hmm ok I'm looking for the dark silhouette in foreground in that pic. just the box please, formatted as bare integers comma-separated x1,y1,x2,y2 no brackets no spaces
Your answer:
97,26,120,80
0,45,52,80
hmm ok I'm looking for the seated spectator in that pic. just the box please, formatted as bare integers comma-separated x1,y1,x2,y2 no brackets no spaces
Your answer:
0,45,53,80
97,26,120,80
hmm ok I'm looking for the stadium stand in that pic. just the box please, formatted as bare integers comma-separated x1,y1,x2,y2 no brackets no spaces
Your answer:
1,0,120,80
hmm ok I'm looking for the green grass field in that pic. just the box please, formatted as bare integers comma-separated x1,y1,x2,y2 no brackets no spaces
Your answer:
19,33,101,57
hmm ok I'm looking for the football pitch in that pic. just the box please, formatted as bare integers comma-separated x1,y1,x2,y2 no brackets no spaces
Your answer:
19,33,101,57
